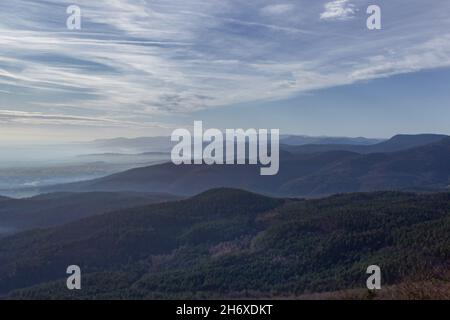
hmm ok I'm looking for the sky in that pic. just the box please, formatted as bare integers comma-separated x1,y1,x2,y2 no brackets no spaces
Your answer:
0,0,450,143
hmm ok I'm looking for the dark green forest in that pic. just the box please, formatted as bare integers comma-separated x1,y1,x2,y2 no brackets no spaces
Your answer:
1,188,449,299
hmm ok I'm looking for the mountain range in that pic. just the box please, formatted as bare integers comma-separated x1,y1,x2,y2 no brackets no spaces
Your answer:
77,134,385,155
43,134,450,197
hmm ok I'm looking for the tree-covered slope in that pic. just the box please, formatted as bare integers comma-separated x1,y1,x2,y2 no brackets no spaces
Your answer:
1,189,450,299
0,191,180,235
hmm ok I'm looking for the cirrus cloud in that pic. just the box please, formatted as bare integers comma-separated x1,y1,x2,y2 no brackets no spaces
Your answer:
0,0,449,135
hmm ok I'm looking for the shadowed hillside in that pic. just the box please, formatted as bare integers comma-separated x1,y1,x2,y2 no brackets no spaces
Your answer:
0,192,180,235
0,196,11,202
280,137,450,196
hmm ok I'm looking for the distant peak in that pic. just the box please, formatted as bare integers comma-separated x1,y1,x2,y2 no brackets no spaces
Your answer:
192,188,259,199
390,133,448,139
190,188,279,204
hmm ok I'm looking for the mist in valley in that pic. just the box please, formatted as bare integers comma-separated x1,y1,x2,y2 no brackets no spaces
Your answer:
0,140,171,198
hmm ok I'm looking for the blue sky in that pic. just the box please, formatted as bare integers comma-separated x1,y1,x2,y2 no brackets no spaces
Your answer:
0,0,450,142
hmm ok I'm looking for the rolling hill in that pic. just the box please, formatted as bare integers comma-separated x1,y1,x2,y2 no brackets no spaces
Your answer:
0,191,180,235
1,188,450,299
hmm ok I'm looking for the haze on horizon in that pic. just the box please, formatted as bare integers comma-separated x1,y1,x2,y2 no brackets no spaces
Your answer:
1,0,450,143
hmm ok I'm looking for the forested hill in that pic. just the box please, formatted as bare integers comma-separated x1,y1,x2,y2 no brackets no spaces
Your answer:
1,189,450,299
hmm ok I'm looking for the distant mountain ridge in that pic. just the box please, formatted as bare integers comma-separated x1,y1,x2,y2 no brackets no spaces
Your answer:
280,135,383,146
77,133,444,158
44,135,450,197
282,134,448,154
80,134,384,154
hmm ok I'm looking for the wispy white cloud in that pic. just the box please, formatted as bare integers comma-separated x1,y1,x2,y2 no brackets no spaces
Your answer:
320,0,356,21
260,4,295,16
0,110,126,126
